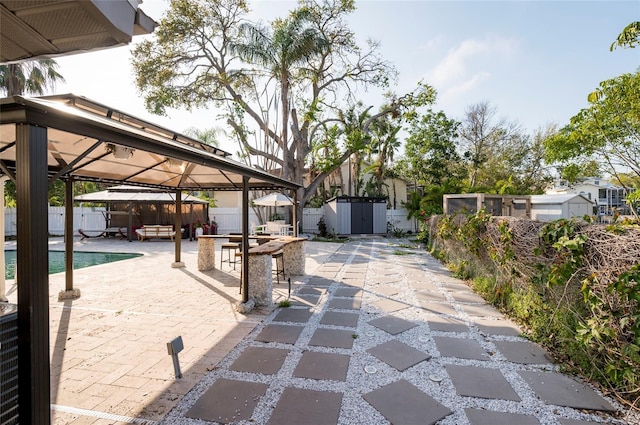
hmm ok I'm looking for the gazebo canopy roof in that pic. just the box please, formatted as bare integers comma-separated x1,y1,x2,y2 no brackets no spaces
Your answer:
75,185,209,204
0,94,301,192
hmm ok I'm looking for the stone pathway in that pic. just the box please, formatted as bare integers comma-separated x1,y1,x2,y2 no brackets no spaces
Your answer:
161,239,628,425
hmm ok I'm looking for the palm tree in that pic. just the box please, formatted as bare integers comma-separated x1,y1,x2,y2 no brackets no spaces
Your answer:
183,127,224,147
364,114,401,196
0,59,65,96
231,8,326,179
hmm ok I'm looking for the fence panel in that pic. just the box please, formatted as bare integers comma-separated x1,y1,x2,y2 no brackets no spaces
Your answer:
3,206,106,237
3,206,415,237
386,208,416,233
209,208,260,234
302,208,323,234
4,208,16,236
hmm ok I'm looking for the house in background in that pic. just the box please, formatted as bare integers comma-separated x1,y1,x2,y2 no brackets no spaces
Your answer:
546,177,634,218
443,193,594,222
308,156,409,209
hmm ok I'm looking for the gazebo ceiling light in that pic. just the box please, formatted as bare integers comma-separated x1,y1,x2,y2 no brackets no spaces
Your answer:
105,143,134,160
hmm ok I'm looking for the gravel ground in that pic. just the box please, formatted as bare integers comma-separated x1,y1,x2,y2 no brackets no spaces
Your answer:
160,238,636,425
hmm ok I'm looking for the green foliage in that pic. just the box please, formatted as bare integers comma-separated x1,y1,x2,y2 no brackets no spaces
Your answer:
401,109,463,186
4,180,104,207
387,221,406,238
610,21,640,51
317,216,328,237
277,300,291,308
577,265,640,392
546,71,640,181
131,0,430,213
432,214,640,400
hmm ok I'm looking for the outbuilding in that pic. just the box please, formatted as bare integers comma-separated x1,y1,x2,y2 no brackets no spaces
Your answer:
528,194,595,221
323,196,387,236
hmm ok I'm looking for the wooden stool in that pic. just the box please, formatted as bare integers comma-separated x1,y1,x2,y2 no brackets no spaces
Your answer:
220,242,240,269
272,249,285,285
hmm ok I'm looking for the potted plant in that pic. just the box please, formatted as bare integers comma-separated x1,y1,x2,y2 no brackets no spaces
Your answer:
210,218,218,235
194,219,204,237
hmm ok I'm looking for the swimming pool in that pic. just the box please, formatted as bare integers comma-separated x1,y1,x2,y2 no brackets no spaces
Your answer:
4,250,143,280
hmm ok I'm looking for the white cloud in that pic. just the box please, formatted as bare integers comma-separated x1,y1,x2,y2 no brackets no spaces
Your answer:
427,36,517,91
418,36,444,52
444,71,491,98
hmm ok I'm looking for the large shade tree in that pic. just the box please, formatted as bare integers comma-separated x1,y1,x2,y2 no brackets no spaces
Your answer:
132,0,433,218
394,109,464,215
458,101,530,192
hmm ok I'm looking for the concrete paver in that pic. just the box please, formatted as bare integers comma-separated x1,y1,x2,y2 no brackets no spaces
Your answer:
446,364,521,401
367,339,431,371
184,378,268,423
363,379,453,425
368,314,418,335
464,408,540,425
266,388,343,425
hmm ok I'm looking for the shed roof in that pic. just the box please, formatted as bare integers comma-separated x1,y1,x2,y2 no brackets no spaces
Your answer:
0,94,301,192
529,194,594,205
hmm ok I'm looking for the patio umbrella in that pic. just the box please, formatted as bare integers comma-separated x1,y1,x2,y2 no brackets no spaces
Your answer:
252,192,294,207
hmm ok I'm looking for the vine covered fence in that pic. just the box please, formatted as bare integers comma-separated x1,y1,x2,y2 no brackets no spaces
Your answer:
427,213,640,408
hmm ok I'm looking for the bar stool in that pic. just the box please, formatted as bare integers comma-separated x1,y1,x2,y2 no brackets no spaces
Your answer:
272,249,285,285
220,235,241,270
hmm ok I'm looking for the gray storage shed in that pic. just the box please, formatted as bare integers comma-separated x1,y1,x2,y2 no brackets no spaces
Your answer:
529,194,595,221
323,196,387,236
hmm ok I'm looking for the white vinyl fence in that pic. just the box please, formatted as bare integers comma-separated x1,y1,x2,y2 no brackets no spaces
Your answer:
2,206,417,237
4,206,107,237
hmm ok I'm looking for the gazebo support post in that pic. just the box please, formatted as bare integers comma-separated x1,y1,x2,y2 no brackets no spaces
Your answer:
59,176,80,300
292,190,298,237
16,124,50,424
0,176,9,302
241,176,250,303
173,190,184,267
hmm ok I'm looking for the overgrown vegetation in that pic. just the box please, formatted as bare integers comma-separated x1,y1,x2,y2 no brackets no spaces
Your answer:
277,300,291,308
428,211,640,408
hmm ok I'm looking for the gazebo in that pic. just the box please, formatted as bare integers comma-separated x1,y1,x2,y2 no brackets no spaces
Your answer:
75,185,211,240
0,94,301,421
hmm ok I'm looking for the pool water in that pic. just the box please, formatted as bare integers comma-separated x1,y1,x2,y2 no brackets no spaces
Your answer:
4,250,142,280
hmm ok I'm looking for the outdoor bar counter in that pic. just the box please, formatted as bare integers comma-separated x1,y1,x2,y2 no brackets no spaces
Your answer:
197,235,306,307
197,235,306,276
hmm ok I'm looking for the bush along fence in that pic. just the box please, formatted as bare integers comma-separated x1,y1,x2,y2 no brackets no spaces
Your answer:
425,211,640,408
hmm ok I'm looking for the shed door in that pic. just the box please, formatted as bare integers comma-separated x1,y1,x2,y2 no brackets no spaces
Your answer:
351,202,373,234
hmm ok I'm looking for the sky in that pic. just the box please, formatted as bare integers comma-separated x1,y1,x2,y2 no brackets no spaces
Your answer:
52,0,639,155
